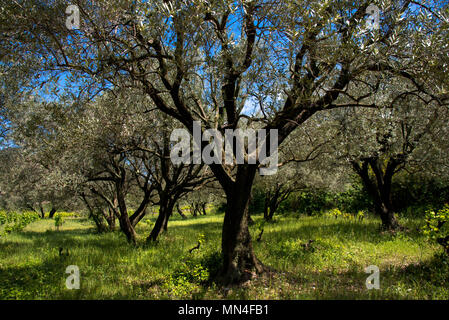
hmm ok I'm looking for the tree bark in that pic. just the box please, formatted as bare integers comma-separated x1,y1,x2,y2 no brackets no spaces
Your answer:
352,158,402,231
106,207,116,231
81,193,108,233
49,207,57,219
163,205,173,232
130,189,152,227
117,205,137,244
263,186,289,222
39,204,45,219
219,165,265,284
177,203,187,219
190,202,198,217
146,197,175,242
376,202,400,230
263,195,273,221
115,171,137,244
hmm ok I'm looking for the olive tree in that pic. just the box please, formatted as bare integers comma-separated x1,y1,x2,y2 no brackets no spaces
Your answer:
329,77,449,230
2,0,448,283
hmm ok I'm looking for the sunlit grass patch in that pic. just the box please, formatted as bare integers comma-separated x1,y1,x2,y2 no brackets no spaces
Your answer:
0,212,447,299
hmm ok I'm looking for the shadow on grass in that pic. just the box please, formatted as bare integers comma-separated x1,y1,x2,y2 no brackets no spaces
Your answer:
0,254,83,299
262,217,423,244
5,228,132,252
167,220,223,233
254,251,449,299
395,252,449,286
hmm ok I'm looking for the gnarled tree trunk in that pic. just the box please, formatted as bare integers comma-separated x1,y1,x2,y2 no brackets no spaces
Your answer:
115,170,137,244
146,196,176,242
219,165,265,284
377,202,400,230
130,188,153,227
352,157,403,231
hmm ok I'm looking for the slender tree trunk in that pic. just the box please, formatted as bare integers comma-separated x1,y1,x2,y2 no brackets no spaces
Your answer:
117,214,137,244
379,164,401,230
190,202,198,217
90,212,107,233
263,194,274,221
201,203,207,215
177,203,187,219
147,209,166,242
263,193,278,222
163,204,174,231
81,194,107,233
115,175,137,244
352,159,402,231
49,208,57,219
39,205,45,219
219,166,265,284
106,208,116,231
146,197,175,242
130,189,152,227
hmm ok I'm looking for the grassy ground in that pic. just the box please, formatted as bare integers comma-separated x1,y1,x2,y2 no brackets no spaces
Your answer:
0,211,448,300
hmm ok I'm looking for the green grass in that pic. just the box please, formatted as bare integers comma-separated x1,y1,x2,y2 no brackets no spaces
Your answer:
0,212,448,300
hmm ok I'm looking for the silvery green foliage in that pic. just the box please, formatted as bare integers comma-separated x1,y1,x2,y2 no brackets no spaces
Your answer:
329,79,449,177
0,96,81,212
0,1,448,238
1,0,447,129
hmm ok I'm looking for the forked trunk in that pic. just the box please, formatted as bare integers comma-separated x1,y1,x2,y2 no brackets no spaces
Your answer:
115,177,137,244
177,203,187,219
352,158,402,231
146,198,174,242
130,189,152,227
118,214,137,244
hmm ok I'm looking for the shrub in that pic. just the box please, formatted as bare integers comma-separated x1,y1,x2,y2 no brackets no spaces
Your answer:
356,210,365,221
50,211,78,218
54,213,64,230
325,208,360,220
423,204,449,255
0,211,40,236
162,259,210,298
326,208,344,219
